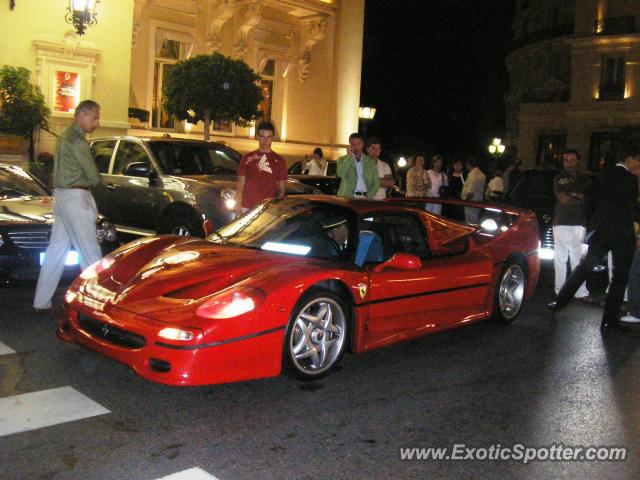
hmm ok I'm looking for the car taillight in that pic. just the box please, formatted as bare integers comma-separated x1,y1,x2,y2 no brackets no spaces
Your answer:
196,287,266,319
80,256,115,280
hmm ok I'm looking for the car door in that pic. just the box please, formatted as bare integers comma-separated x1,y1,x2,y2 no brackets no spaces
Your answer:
362,213,493,349
102,140,163,233
89,139,117,221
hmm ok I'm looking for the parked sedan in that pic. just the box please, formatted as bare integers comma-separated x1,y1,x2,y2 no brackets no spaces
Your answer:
59,196,540,386
287,159,340,195
0,164,117,281
89,136,318,238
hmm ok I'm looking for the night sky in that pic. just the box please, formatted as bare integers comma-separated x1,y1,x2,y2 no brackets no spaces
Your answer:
360,0,515,161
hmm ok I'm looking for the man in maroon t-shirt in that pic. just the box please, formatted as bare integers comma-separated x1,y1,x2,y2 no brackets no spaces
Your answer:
235,122,288,216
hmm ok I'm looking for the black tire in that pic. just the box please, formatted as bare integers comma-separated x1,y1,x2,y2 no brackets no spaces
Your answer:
283,288,349,380
493,262,527,324
158,206,203,237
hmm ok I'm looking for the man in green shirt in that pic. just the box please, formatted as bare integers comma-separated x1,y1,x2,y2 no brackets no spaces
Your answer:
34,100,103,312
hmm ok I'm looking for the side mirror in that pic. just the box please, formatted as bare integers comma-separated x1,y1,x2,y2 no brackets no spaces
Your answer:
373,253,422,273
124,162,152,178
202,219,214,236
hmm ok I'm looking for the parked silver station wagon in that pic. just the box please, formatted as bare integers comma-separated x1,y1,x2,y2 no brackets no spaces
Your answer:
89,136,318,237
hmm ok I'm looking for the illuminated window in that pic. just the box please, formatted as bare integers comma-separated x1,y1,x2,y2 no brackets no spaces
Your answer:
259,59,275,124
152,37,193,129
535,133,566,166
599,55,626,101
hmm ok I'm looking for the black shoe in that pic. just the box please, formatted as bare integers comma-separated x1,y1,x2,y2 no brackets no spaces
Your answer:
547,301,563,312
600,321,632,332
33,307,55,314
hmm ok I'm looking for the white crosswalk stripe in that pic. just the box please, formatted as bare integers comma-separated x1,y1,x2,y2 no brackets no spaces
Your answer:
156,468,220,480
0,341,16,355
0,386,110,437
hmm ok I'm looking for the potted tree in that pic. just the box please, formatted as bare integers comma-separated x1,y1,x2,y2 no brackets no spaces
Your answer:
0,66,49,166
162,53,263,141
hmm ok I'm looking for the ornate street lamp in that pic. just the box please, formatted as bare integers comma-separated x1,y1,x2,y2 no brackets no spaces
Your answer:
396,156,407,192
65,0,100,36
358,106,376,138
488,137,506,156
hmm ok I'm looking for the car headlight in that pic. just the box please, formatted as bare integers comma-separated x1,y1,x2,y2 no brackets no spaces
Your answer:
221,188,236,210
158,328,195,341
196,287,266,319
96,217,117,242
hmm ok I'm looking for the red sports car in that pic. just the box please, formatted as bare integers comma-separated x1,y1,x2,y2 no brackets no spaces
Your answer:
58,196,540,386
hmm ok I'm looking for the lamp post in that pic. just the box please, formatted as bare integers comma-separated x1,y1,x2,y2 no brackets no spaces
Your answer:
488,137,506,156
358,106,376,139
65,0,100,36
396,156,407,193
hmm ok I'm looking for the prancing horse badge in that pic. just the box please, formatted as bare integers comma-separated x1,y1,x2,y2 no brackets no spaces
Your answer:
358,283,367,299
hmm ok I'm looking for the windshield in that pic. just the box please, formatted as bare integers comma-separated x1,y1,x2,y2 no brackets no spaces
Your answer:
149,142,240,176
210,199,354,260
0,166,49,198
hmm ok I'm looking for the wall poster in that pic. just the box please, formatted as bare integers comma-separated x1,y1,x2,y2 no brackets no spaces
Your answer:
53,70,80,113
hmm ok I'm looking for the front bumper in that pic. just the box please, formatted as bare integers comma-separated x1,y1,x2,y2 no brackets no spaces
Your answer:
58,302,284,386
0,251,80,281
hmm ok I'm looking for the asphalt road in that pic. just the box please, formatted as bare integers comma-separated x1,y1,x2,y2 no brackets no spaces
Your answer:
0,267,639,480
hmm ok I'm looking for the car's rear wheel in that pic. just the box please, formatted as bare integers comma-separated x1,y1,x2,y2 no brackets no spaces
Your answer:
284,288,348,380
158,207,203,237
494,262,526,323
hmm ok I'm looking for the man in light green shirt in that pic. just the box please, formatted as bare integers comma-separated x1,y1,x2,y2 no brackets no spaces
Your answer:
34,100,103,312
53,122,101,188
336,132,379,199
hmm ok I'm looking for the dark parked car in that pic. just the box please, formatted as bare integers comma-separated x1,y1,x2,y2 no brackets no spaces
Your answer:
504,168,559,261
0,164,117,281
287,159,403,197
288,159,340,195
89,136,318,237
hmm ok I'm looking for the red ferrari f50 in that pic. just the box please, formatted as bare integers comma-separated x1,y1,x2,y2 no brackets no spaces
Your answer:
58,196,540,386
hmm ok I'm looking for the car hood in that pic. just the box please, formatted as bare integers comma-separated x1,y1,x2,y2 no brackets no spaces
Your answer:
177,175,319,194
0,196,53,225
96,239,306,314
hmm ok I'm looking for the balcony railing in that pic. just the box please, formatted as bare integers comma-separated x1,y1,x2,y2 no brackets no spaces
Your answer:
593,16,637,36
512,23,575,51
598,83,625,101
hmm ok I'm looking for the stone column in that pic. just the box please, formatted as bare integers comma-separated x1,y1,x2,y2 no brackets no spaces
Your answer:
333,0,365,147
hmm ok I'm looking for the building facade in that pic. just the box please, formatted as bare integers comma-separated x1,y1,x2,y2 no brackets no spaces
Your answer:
0,0,364,162
506,0,640,169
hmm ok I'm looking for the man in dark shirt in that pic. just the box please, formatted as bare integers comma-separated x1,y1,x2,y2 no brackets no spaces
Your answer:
550,148,640,331
552,149,591,300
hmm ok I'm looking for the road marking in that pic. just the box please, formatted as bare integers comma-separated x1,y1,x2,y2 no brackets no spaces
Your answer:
0,342,15,355
156,468,219,480
0,386,110,437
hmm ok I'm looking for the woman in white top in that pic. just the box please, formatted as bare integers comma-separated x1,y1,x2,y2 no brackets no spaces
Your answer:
426,155,448,215
304,147,326,175
487,169,505,201
405,152,431,198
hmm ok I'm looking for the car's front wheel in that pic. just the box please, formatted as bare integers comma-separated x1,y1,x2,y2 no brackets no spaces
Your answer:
284,289,349,380
493,262,526,323
158,207,203,237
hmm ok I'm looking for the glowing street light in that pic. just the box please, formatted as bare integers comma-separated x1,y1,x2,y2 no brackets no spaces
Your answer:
488,137,506,156
358,106,376,138
65,0,100,36
358,106,376,120
397,156,407,168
